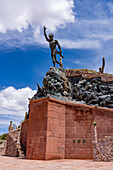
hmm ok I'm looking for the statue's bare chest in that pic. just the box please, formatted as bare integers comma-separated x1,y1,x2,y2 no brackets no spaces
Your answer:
50,40,56,49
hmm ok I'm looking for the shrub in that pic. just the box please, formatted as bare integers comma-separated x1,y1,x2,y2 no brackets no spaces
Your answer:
0,133,7,140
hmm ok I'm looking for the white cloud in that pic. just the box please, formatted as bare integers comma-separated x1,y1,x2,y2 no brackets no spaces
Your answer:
0,86,36,116
0,0,75,33
0,86,36,134
1,0,113,51
34,17,113,49
0,0,75,50
75,19,113,41
59,39,101,49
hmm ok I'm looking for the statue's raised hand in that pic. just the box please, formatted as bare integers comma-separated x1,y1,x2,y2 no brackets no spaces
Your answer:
44,26,47,30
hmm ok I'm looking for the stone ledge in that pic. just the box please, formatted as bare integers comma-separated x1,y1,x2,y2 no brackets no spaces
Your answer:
30,97,113,112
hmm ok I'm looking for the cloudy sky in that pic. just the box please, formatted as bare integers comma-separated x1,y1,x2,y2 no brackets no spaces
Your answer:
1,0,113,134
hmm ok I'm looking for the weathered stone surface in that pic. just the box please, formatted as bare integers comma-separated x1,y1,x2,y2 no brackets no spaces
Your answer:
72,78,113,108
93,136,113,162
25,97,113,160
5,129,25,157
20,119,29,156
32,67,71,100
31,68,113,109
65,69,113,82
0,140,6,155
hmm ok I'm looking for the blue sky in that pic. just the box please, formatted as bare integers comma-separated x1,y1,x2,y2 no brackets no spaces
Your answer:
1,0,113,134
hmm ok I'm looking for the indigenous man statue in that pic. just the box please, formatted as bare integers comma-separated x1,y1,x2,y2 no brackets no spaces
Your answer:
44,26,64,67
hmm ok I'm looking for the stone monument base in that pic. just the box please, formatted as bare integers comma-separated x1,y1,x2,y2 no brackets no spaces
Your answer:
24,97,113,160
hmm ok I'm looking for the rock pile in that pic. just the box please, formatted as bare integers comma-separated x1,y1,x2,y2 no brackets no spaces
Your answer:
31,67,113,109
32,67,71,100
72,77,113,108
93,136,113,162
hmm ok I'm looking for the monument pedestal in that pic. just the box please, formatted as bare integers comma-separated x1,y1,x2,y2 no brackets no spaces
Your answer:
26,97,113,160
26,97,65,160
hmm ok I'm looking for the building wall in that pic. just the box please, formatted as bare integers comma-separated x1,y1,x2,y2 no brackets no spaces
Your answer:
45,100,65,159
26,98,48,160
95,107,113,139
26,97,65,160
65,103,113,159
65,104,93,159
20,119,29,154
25,97,113,160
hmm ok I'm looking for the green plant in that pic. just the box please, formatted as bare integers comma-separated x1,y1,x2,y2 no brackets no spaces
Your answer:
0,133,7,140
21,120,25,124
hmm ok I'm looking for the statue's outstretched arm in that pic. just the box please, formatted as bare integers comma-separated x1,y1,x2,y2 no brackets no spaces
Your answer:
44,26,50,42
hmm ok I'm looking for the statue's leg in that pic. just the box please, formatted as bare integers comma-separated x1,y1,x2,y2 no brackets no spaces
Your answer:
56,59,60,65
52,54,56,67
53,50,60,65
55,54,62,66
55,50,63,67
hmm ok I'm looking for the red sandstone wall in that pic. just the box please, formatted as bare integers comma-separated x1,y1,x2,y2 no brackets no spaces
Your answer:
46,101,65,159
65,104,93,159
26,98,65,160
26,97,113,160
26,99,48,160
65,103,113,159
95,107,113,139
20,119,29,153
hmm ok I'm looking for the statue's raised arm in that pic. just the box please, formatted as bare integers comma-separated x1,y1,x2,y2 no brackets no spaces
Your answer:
44,26,50,42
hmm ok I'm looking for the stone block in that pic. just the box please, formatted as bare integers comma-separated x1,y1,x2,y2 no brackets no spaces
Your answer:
107,127,113,133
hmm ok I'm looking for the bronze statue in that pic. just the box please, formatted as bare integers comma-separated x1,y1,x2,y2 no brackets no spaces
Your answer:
44,26,64,67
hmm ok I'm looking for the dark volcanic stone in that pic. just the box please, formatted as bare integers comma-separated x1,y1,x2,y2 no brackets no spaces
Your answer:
31,67,72,100
72,78,113,109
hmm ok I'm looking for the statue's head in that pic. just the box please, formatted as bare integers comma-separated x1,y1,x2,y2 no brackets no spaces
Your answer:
49,33,54,40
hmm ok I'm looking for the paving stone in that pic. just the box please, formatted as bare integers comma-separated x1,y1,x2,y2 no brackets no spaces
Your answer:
1,156,113,170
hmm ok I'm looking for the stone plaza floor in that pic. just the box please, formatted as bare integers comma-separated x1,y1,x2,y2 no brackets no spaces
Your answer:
0,156,113,170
